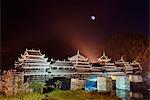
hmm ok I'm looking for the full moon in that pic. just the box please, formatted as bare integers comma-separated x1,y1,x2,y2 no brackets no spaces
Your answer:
91,15,96,20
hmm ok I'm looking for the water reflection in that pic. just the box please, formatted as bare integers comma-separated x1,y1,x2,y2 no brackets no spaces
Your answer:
116,89,130,100
130,91,143,99
116,89,149,100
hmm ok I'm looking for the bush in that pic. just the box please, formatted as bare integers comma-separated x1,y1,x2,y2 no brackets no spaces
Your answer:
30,82,45,93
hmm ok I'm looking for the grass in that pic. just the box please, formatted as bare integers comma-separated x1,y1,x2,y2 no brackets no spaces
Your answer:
0,90,120,100
0,93,44,100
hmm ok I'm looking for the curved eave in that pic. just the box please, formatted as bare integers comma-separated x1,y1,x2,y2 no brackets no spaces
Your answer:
24,54,45,58
115,61,125,65
75,64,92,67
68,54,88,61
23,66,50,69
50,65,76,68
97,58,111,62
115,60,125,63
18,58,48,62
130,62,141,66
24,72,49,75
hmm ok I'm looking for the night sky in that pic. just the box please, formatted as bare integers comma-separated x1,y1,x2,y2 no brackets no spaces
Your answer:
1,0,149,63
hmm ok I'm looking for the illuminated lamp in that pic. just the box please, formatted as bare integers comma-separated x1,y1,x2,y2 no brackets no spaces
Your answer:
111,75,117,80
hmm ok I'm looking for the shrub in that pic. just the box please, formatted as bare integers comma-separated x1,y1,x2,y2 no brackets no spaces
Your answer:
30,82,45,93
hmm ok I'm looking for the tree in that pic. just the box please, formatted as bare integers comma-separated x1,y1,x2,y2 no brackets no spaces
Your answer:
54,80,62,89
1,70,13,96
22,82,33,94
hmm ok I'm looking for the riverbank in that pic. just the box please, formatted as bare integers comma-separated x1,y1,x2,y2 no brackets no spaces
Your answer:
0,90,120,100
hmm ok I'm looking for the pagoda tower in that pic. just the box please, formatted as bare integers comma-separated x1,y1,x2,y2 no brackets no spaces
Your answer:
128,60,143,82
97,51,116,72
68,49,92,73
115,56,143,82
15,49,51,82
115,56,133,75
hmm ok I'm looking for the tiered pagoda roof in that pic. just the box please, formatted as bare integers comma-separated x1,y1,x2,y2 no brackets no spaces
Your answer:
68,49,91,66
115,56,134,74
15,49,52,82
97,51,111,63
68,49,88,61
115,56,128,65
97,51,118,72
130,60,143,71
15,49,50,76
68,49,92,73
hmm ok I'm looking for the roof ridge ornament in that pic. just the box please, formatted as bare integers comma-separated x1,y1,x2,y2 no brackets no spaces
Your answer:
77,49,80,55
103,51,105,56
121,56,124,61
24,49,28,55
133,60,137,63
51,58,54,61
